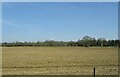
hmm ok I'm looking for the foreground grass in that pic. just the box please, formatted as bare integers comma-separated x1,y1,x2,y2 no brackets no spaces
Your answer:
2,47,118,75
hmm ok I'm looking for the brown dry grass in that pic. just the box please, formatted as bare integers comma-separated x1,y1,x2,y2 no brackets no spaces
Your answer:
2,47,118,75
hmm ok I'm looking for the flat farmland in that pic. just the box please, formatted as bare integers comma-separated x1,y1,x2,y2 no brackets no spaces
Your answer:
2,47,118,75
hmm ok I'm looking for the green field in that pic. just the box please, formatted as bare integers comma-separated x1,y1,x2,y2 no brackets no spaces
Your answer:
2,47,118,75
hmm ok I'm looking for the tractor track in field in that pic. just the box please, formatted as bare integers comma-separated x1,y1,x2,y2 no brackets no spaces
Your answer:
3,64,118,68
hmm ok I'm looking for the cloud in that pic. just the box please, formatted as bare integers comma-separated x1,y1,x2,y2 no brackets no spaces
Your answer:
0,19,2,26
0,19,1,23
2,20,19,27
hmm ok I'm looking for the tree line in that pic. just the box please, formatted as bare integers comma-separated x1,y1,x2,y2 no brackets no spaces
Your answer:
1,36,120,47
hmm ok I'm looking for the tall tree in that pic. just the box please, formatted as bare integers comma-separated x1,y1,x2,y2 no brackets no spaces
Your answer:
81,36,93,47
98,38,106,47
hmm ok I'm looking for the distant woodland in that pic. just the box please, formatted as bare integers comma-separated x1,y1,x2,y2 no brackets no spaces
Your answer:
1,36,120,47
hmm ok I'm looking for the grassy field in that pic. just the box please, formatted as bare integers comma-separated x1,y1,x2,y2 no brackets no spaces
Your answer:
2,47,118,75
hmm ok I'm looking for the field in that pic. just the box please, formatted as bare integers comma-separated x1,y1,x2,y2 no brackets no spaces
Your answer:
2,47,118,75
